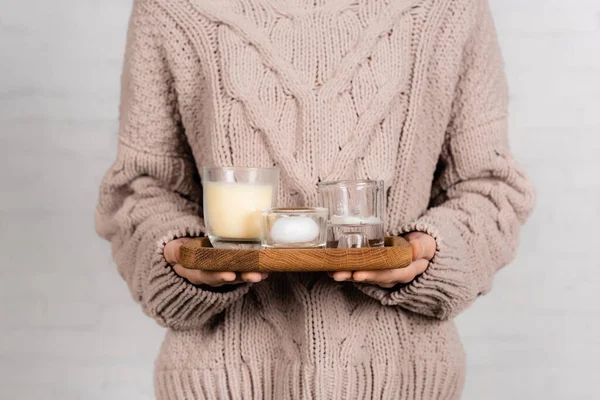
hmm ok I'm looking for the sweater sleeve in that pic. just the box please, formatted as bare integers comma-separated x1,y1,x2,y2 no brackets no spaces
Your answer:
357,0,535,320
95,0,250,330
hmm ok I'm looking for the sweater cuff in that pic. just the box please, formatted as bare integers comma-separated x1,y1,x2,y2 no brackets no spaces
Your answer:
142,218,251,330
356,212,478,320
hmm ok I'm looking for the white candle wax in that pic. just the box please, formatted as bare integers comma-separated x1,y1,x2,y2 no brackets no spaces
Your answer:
204,181,273,239
270,216,320,244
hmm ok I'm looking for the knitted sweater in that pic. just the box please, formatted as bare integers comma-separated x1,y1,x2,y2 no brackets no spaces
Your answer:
96,0,535,398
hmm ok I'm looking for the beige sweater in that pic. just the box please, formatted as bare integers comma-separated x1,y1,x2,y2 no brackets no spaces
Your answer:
96,0,535,398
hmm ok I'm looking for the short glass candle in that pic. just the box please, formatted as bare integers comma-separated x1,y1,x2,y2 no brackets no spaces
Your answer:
318,180,385,248
203,167,279,248
260,208,328,249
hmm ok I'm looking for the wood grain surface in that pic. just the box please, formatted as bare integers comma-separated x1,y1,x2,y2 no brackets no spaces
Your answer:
179,236,413,272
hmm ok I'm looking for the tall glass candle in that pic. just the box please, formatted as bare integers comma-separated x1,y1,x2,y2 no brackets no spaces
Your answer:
203,167,279,248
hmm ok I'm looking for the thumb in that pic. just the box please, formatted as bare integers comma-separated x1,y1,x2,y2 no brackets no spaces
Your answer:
404,232,436,261
164,238,193,265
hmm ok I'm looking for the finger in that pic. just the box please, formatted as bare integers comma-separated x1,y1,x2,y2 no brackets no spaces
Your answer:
172,264,201,282
352,269,397,284
172,263,192,279
331,271,353,282
405,232,436,261
352,259,430,286
172,265,237,286
197,271,238,286
410,258,430,276
240,272,267,283
378,259,429,285
164,238,193,265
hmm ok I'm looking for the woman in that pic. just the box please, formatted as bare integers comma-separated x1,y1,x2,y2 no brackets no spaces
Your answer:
96,0,535,398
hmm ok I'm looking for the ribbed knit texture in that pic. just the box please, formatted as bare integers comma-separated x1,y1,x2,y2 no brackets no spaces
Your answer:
95,0,535,398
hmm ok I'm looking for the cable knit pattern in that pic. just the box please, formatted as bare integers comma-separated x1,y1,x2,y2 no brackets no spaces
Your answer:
95,0,535,398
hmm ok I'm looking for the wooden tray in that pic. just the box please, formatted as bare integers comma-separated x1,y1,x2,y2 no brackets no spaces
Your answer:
179,236,413,272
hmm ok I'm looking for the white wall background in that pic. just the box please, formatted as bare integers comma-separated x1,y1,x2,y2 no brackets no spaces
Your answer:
1,0,599,399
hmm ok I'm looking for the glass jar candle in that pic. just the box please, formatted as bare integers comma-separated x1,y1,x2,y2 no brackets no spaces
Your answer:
260,208,328,249
203,167,279,248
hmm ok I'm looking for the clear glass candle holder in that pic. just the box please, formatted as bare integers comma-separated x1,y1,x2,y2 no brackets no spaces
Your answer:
203,166,279,249
260,208,328,249
318,180,385,248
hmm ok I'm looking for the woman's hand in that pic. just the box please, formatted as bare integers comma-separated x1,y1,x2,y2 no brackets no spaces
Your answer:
164,238,268,287
329,232,436,288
